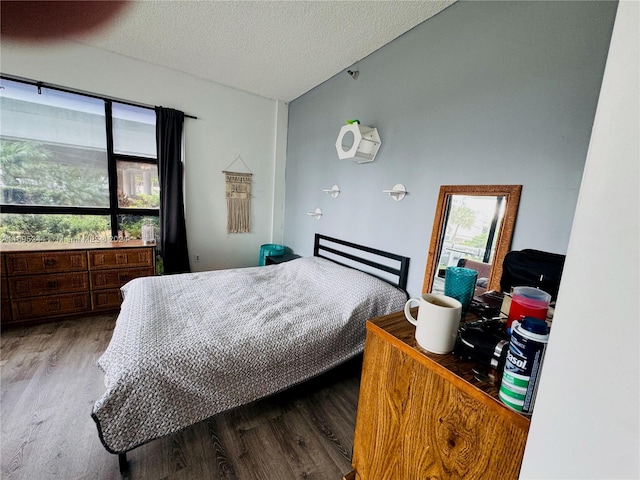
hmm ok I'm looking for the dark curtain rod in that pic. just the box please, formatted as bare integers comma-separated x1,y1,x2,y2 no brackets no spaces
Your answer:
0,74,198,120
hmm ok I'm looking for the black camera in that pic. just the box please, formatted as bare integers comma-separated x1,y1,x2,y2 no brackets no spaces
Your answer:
454,317,509,371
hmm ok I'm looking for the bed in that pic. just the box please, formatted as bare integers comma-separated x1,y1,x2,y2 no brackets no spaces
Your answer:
91,234,409,473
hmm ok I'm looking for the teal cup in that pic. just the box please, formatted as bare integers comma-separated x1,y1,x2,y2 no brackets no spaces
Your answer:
444,266,478,315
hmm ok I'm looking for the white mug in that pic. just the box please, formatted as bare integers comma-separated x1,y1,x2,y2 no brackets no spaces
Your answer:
404,293,462,354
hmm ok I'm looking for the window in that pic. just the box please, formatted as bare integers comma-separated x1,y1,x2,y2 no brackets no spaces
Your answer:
0,78,158,243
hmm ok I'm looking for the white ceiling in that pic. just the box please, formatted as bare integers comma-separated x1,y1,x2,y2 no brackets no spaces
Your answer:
72,1,456,102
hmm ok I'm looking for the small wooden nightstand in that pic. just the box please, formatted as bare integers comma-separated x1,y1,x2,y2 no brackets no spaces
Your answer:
265,253,301,265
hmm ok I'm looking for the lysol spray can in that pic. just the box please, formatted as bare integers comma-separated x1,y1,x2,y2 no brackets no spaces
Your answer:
499,316,549,415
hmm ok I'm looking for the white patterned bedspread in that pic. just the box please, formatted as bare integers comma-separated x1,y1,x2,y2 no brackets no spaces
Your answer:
92,256,407,453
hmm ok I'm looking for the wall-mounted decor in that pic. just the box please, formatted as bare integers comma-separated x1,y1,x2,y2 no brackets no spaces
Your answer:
223,155,252,233
335,122,381,163
322,185,340,198
422,185,522,295
306,208,323,220
383,184,407,201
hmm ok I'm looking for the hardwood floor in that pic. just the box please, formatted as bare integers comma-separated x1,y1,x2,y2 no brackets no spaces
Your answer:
1,315,361,480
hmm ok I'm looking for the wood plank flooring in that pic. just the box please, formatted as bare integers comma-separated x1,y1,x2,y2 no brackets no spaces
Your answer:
1,315,361,480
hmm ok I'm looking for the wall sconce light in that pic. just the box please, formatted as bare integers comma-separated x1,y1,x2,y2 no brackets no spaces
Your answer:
322,185,340,198
383,184,407,201
335,123,381,163
306,208,323,219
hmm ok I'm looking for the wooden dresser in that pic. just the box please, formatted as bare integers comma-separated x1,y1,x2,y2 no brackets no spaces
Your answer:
345,310,530,480
1,253,10,325
1,241,155,328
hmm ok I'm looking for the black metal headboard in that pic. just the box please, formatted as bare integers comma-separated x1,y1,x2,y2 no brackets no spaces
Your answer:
313,234,410,292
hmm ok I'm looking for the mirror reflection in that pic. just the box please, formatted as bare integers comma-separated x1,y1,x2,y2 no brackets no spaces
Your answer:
423,185,522,296
432,194,506,295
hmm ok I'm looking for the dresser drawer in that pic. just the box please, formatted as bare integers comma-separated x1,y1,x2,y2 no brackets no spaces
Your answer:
90,267,154,290
9,272,89,298
2,299,12,324
5,251,87,275
1,274,10,323
91,289,123,311
88,248,154,270
12,293,91,321
1,275,9,300
1,253,6,277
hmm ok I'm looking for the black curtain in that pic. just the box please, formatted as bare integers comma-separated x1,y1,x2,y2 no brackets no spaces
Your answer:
156,107,190,274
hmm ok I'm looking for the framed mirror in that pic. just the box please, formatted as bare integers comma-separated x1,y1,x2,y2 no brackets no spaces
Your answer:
423,185,522,295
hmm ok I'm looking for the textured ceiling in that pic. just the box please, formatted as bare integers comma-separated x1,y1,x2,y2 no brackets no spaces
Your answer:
70,1,456,102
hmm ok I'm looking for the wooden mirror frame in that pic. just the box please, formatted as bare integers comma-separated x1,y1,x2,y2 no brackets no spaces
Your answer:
422,185,522,294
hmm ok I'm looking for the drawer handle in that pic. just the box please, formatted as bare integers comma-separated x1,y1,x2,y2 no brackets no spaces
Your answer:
43,259,57,267
46,280,59,289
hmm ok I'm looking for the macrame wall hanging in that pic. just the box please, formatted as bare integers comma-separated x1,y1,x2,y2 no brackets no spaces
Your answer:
223,155,252,233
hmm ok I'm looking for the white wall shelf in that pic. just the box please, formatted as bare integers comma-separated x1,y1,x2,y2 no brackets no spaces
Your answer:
306,208,322,219
383,184,407,201
335,123,381,163
322,185,340,198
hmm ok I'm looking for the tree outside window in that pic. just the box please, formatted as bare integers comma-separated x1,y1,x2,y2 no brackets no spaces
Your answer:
0,77,159,243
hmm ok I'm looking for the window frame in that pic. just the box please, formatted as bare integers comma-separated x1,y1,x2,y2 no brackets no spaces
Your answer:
0,77,159,240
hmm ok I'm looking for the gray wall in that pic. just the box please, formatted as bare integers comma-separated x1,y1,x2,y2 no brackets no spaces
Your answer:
284,0,617,296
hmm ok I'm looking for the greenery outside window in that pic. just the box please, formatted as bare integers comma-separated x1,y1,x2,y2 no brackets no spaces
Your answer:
118,214,159,243
0,213,111,243
0,77,159,243
117,160,159,209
